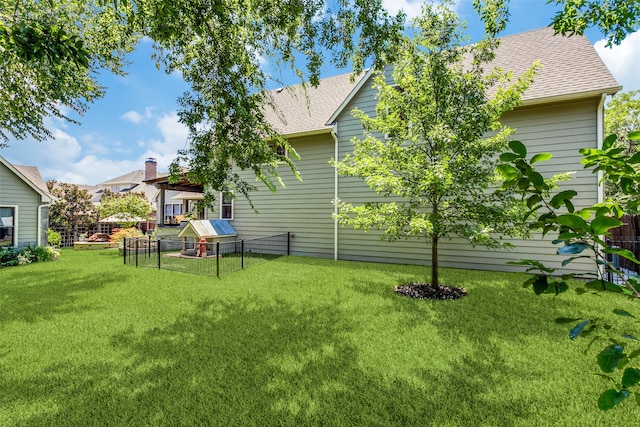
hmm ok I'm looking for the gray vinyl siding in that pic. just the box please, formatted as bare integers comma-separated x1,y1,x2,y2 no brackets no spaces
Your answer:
230,134,336,258
334,72,602,274
0,164,42,246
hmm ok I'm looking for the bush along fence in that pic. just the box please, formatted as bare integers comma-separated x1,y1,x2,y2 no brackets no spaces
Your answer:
123,233,290,277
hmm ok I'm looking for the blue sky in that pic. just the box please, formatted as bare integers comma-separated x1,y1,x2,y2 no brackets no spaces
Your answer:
2,0,639,185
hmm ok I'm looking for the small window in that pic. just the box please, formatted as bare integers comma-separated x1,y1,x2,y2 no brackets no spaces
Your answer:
0,207,15,247
164,203,183,225
268,142,287,157
221,192,233,220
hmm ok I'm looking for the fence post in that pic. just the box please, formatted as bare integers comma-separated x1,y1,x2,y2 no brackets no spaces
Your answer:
123,237,127,264
148,235,151,257
216,241,220,277
157,238,161,269
287,232,290,256
135,238,139,267
241,239,244,269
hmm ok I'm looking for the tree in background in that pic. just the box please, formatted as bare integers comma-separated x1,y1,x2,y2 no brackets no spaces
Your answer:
604,90,640,208
48,182,98,242
334,1,536,290
99,190,153,228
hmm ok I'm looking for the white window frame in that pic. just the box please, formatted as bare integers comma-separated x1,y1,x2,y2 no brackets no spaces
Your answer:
220,192,234,220
164,203,183,225
0,205,18,247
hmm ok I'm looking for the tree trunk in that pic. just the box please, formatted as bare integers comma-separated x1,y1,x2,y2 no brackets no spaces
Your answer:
431,233,439,288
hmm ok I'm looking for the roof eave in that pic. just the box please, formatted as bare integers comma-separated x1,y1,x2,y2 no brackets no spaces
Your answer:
325,68,376,125
279,128,333,139
520,86,622,107
0,156,53,203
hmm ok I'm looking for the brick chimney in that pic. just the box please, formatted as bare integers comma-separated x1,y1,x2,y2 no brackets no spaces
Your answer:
145,158,157,181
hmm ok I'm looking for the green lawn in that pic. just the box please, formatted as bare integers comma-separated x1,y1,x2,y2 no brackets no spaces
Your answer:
1,249,637,425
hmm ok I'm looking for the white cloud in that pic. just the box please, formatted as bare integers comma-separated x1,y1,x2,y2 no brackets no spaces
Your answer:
382,0,423,21
121,110,143,123
595,30,640,92
3,110,189,186
120,107,155,124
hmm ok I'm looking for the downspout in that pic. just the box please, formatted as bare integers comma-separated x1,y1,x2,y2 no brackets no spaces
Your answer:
331,123,339,261
37,203,47,246
596,93,607,279
596,93,607,204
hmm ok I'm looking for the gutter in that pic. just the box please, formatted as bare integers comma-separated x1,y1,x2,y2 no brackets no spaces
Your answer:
331,124,339,261
520,87,621,108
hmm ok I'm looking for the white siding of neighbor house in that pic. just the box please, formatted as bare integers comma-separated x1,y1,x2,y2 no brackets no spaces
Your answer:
0,164,42,246
230,133,336,258
333,73,602,274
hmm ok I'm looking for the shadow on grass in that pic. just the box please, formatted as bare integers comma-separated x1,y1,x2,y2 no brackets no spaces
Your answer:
4,296,542,426
0,265,125,323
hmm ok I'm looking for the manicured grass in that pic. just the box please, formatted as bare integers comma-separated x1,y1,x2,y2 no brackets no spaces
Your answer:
1,249,637,425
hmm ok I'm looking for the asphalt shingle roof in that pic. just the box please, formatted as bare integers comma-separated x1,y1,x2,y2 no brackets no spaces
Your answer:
12,164,51,196
263,72,362,135
267,27,619,136
490,27,620,102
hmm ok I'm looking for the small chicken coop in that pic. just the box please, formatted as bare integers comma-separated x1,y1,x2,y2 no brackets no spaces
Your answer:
177,220,238,257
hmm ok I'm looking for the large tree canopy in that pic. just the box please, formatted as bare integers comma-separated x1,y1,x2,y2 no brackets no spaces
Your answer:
0,0,136,144
549,0,640,46
1,0,404,204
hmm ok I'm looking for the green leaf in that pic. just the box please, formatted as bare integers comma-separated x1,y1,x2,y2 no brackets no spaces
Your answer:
569,320,591,339
550,190,577,209
598,389,630,410
597,345,625,373
508,140,527,157
526,170,545,187
591,216,623,235
602,247,640,263
629,130,640,141
499,152,521,162
530,152,552,164
496,164,520,179
613,309,636,318
526,194,542,210
557,243,590,255
556,214,588,231
602,133,618,150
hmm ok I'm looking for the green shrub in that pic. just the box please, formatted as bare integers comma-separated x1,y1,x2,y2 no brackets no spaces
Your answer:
0,245,60,268
47,229,62,247
110,227,143,243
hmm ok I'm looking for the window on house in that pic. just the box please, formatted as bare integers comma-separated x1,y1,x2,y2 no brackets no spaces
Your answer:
186,200,205,220
221,193,233,220
164,203,183,225
0,207,15,247
268,142,287,157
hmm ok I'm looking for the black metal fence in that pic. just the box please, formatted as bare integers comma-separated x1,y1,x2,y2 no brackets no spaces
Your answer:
123,233,290,277
605,239,640,283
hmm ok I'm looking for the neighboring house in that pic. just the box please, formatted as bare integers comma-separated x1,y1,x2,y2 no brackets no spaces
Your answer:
151,28,620,273
0,156,53,247
93,158,161,230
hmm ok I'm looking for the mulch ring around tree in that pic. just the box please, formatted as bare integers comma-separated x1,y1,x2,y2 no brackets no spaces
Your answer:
394,283,467,300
